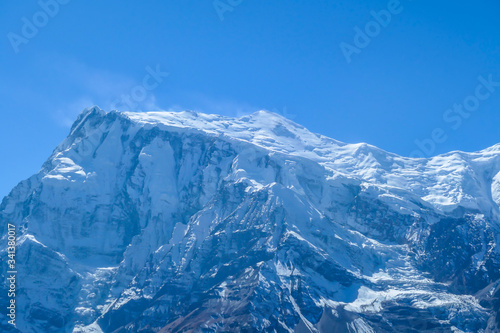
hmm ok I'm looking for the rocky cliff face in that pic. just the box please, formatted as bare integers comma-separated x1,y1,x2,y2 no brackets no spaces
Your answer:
1,107,499,332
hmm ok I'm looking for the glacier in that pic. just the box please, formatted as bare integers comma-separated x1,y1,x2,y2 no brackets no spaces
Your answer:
1,106,499,332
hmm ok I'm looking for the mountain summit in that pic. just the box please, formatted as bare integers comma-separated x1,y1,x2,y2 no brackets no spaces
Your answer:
1,107,500,332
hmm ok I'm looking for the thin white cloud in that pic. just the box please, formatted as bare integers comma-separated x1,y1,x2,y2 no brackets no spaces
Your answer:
166,92,261,117
36,54,165,127
53,97,96,128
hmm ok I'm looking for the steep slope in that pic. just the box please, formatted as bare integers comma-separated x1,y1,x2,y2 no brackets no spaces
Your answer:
1,107,499,332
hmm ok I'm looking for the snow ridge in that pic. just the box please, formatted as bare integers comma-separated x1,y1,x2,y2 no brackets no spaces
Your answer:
0,107,499,332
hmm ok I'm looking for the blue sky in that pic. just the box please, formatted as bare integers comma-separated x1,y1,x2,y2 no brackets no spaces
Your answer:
1,0,500,199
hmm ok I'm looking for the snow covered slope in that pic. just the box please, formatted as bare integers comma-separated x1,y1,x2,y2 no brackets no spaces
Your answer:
1,107,500,332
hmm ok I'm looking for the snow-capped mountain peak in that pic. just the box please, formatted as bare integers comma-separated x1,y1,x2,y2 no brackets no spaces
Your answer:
1,107,499,332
